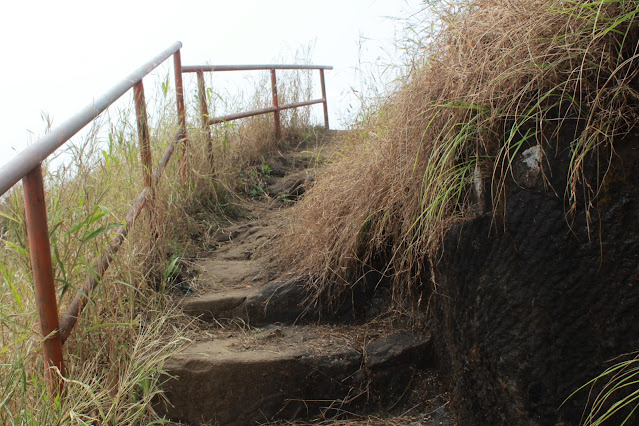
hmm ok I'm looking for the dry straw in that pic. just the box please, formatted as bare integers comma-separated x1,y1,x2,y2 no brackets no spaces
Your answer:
279,0,639,310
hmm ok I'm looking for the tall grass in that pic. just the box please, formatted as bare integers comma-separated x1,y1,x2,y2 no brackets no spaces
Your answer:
278,0,639,306
0,54,318,423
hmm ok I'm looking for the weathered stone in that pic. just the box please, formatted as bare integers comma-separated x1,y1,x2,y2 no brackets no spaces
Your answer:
158,327,442,425
162,132,453,425
431,133,639,425
180,279,313,326
365,330,434,370
157,326,362,425
180,289,248,321
198,258,267,288
267,169,315,200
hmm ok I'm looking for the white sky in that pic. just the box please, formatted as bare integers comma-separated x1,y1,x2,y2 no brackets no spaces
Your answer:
0,0,421,167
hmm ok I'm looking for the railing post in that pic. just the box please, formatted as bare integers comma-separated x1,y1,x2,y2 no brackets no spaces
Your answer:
320,69,329,130
173,50,188,180
23,165,65,397
133,80,153,190
270,69,282,139
196,71,213,165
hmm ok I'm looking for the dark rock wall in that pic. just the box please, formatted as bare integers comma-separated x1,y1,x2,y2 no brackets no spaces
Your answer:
431,135,639,425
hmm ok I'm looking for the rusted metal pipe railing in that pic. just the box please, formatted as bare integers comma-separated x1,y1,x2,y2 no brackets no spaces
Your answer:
208,106,278,124
270,69,282,139
23,165,65,395
181,64,333,72
0,42,184,197
182,64,332,138
1,41,332,401
0,41,186,396
196,71,212,162
59,127,184,344
319,69,329,130
173,50,188,180
134,81,153,190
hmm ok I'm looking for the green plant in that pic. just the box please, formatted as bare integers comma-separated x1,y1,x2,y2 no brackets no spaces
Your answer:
565,352,639,425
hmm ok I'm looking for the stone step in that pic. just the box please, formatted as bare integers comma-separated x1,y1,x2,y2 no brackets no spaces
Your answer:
157,327,438,425
180,280,314,326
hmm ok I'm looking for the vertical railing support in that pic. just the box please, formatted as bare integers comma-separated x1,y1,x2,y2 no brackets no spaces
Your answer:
196,71,213,165
270,69,282,139
173,50,188,180
133,80,153,190
23,165,65,397
320,69,329,130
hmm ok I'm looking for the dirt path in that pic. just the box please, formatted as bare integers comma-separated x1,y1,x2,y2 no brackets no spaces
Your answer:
157,131,456,425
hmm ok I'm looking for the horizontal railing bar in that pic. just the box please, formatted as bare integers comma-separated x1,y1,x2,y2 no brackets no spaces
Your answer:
207,98,326,125
208,106,278,125
59,127,184,344
207,99,326,126
279,98,325,111
183,64,333,73
0,41,183,198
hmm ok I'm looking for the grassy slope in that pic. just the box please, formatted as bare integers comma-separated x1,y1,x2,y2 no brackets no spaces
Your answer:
280,0,639,309
0,66,315,424
277,0,639,422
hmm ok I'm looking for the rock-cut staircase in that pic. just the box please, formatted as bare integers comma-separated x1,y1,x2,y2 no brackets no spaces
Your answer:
156,132,453,425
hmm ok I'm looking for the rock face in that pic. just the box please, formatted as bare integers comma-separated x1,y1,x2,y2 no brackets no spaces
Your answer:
431,132,639,424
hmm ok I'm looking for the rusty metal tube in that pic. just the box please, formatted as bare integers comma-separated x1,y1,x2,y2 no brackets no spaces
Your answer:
270,69,281,139
59,188,150,343
0,41,183,198
134,81,153,189
182,64,333,73
278,99,326,111
208,106,278,125
207,100,324,126
154,127,184,185
320,69,329,130
196,71,212,163
173,50,188,180
196,71,210,130
22,165,65,394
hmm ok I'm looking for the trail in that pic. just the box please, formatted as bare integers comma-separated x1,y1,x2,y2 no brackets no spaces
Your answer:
157,131,455,425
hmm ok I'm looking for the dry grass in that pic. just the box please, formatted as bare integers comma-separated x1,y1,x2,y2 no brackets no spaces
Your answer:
0,60,318,423
278,0,639,309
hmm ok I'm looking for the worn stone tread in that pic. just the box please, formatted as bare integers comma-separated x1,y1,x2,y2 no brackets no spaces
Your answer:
159,327,437,425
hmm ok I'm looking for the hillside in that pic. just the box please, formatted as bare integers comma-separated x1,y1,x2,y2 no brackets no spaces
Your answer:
271,0,639,424
2,0,639,424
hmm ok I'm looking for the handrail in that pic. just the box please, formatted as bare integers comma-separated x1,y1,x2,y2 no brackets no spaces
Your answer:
2,41,332,399
207,99,326,125
0,41,184,198
187,64,332,140
1,41,188,396
182,64,333,72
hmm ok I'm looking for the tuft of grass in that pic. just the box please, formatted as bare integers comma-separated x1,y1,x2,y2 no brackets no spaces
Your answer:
564,352,639,425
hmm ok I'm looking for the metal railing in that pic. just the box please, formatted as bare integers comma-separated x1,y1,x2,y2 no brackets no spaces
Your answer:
0,41,332,397
182,64,332,140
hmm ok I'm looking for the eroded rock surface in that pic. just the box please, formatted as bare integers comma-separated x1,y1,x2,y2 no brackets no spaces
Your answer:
432,132,639,425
